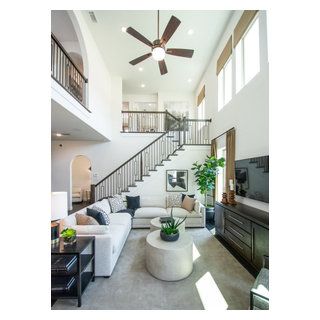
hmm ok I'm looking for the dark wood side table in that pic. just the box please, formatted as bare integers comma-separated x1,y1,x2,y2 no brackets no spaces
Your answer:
51,236,95,307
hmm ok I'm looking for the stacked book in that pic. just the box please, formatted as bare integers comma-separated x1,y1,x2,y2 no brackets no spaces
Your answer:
51,255,77,293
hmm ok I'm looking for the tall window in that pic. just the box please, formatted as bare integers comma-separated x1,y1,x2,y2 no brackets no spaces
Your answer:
197,98,205,119
216,147,226,198
235,13,260,93
218,58,232,111
216,37,232,111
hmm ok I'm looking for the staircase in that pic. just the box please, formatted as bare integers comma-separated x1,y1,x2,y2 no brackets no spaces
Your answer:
93,112,211,201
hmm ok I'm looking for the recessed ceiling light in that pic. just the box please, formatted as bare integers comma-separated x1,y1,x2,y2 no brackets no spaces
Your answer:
188,78,192,83
56,133,62,137
121,27,127,33
148,103,152,106
138,67,143,72
141,84,145,88
187,29,194,35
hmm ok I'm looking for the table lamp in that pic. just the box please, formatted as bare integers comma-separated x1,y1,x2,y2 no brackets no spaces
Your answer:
51,192,68,245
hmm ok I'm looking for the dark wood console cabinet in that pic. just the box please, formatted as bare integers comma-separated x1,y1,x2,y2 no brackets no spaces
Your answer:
214,202,269,272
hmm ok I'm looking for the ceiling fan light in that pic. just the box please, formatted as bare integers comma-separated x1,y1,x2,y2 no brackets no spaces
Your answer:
152,47,165,61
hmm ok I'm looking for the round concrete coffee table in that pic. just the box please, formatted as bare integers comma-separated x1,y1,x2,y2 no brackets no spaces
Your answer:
146,230,193,281
150,217,186,233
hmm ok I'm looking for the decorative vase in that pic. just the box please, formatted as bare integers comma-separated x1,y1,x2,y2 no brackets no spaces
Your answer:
160,230,179,242
62,235,76,246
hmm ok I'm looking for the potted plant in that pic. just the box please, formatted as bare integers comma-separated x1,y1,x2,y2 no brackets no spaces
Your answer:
61,228,77,245
160,208,186,242
191,155,225,221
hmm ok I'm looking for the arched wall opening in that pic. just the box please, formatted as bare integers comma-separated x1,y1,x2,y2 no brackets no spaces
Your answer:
51,10,88,77
70,155,92,209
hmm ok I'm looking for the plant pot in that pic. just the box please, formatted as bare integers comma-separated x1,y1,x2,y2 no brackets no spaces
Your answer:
206,206,215,222
62,236,76,246
160,230,179,242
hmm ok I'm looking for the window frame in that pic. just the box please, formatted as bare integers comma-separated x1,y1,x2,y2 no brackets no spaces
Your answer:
235,13,260,93
218,56,233,111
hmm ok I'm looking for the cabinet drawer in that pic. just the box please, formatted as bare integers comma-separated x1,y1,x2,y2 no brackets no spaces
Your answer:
225,209,251,233
225,230,252,262
225,219,252,247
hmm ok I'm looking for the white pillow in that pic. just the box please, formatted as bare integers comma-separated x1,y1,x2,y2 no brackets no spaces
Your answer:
95,199,111,214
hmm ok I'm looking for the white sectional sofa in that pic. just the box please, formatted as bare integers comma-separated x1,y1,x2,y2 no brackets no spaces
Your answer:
131,195,206,228
59,200,131,277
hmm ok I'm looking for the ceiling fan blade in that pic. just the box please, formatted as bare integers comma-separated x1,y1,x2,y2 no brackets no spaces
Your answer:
161,16,181,45
158,60,168,75
126,27,153,47
129,53,152,65
166,48,194,58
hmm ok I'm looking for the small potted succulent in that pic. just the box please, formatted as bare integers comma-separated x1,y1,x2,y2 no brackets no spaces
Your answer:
160,208,186,242
61,228,77,245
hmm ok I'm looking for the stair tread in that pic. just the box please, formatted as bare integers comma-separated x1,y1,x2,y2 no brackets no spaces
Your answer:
155,164,164,166
162,159,171,161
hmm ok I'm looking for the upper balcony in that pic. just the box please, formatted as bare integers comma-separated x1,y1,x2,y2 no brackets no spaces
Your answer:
51,33,89,111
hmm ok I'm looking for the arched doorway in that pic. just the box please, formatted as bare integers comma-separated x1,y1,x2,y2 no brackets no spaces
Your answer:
70,155,92,211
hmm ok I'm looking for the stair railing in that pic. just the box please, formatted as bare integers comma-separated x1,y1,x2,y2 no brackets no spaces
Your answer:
93,131,180,201
93,112,212,201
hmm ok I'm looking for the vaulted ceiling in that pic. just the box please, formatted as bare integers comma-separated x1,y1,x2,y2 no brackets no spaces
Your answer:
82,10,233,94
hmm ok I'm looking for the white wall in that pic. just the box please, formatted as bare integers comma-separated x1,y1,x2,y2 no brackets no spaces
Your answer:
123,94,158,110
51,10,119,140
195,11,269,211
52,134,161,209
125,146,211,207
158,91,196,118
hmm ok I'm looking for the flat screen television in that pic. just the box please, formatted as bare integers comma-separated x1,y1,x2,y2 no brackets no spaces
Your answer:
235,155,269,203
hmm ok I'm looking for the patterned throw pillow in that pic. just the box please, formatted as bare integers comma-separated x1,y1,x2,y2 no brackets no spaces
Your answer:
109,194,126,213
91,205,110,225
166,193,182,208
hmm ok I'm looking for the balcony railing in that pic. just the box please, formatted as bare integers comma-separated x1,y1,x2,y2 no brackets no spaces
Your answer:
121,111,211,145
51,33,89,109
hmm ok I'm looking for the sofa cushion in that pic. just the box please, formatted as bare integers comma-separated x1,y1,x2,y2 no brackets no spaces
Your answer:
94,199,111,214
126,195,140,210
117,208,135,217
181,194,195,201
76,213,99,225
87,208,107,225
72,225,109,235
109,212,132,226
181,195,196,212
134,207,168,219
166,193,182,208
108,224,127,254
109,194,126,213
167,207,202,218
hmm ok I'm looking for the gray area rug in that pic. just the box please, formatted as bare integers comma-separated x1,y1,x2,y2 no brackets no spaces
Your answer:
52,228,254,310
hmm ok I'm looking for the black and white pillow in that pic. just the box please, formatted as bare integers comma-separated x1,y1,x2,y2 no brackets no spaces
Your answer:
91,205,110,225
109,194,126,213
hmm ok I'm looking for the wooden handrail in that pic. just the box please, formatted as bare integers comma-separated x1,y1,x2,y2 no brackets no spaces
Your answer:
51,33,88,83
95,132,167,186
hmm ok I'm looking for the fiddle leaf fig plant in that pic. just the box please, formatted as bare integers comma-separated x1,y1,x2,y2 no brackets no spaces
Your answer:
191,155,225,206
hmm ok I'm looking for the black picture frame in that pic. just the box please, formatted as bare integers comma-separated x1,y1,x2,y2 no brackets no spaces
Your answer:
166,170,188,192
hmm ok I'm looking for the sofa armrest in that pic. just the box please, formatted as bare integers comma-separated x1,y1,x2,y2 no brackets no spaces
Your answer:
72,225,110,235
194,200,205,216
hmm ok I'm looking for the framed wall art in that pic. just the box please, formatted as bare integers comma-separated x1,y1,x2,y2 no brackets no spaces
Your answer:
166,170,188,192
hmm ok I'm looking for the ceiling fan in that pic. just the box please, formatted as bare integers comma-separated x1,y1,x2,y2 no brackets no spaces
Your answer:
124,11,194,75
